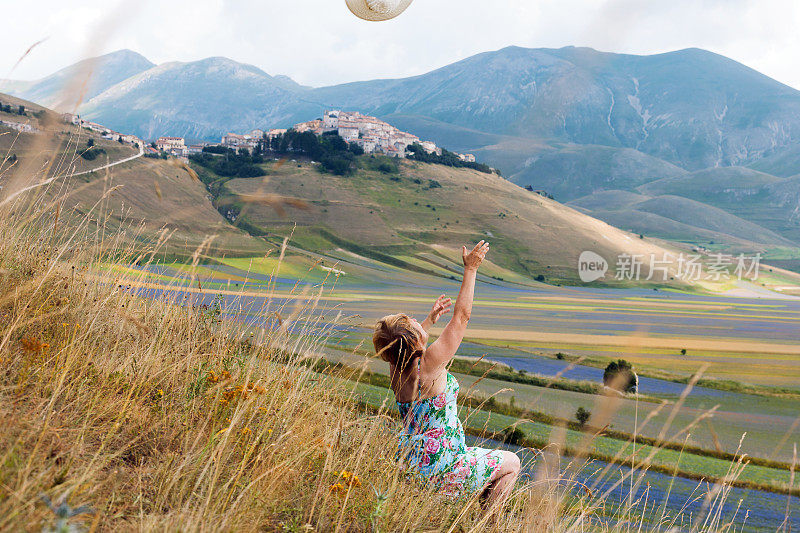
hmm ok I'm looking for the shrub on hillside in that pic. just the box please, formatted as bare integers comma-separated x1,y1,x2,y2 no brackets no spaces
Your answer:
378,162,397,174
80,144,106,161
575,406,591,428
320,155,353,175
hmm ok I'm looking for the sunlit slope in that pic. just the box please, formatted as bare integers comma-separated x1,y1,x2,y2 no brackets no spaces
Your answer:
0,93,139,177
59,157,267,256
213,158,689,284
0,93,265,257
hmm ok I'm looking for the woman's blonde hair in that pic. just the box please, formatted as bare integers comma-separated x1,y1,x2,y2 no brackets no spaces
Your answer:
372,313,423,369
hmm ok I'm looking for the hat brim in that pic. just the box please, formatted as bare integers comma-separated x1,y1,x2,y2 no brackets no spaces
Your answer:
345,0,413,21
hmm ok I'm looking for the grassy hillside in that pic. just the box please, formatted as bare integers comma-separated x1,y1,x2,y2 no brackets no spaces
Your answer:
638,166,784,200
748,142,800,177
0,92,265,258
639,167,800,246
194,155,695,285
57,156,267,256
0,103,136,178
506,144,687,201
566,189,650,211
570,191,793,249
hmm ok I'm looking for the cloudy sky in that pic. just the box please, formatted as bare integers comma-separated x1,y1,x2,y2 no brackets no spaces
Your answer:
2,0,799,89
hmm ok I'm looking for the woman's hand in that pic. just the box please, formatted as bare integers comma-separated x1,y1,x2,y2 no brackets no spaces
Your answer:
462,240,489,271
421,294,451,331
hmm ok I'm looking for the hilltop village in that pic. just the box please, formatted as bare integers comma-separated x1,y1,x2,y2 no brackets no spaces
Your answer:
3,104,480,169
153,110,477,163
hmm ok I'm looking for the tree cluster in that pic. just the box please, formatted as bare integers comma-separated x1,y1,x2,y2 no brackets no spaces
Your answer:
0,102,25,116
602,359,638,393
405,143,492,174
267,130,361,176
190,147,265,178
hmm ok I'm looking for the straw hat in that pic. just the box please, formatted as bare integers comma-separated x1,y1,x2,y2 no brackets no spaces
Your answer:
345,0,413,21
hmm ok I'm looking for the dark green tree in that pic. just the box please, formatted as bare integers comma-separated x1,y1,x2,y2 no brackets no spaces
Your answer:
603,359,638,393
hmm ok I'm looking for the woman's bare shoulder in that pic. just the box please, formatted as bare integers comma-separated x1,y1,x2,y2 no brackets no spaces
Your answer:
419,361,447,397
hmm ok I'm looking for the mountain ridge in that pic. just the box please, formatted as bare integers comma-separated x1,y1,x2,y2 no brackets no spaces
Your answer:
6,46,800,262
0,49,154,111
8,45,800,170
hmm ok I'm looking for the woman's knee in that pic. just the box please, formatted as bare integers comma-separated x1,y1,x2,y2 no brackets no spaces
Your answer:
498,451,520,476
505,451,520,473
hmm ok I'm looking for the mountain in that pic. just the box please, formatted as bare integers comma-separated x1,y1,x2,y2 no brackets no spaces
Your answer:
566,165,800,250
7,46,800,171
78,57,318,140
748,143,800,177
0,50,154,111
638,167,800,244
303,46,800,170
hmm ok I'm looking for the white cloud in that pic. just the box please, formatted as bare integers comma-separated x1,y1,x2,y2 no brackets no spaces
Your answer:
2,0,800,89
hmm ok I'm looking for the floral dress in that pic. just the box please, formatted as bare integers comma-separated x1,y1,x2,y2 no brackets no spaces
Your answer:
396,372,504,496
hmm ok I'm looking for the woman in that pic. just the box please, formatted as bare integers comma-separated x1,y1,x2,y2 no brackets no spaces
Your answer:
373,241,520,508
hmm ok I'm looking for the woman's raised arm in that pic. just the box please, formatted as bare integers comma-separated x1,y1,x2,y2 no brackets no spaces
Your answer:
424,241,489,369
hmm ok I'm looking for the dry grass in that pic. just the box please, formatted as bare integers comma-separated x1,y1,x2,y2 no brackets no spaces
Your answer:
0,194,768,533
0,176,552,530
